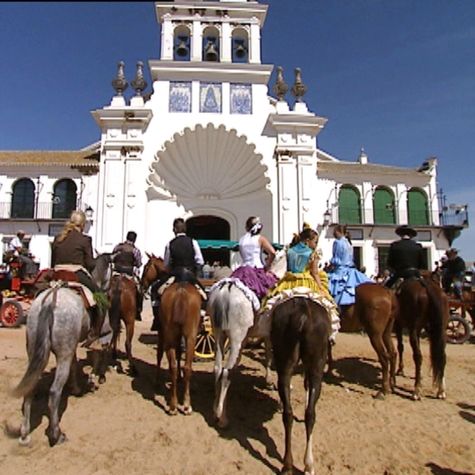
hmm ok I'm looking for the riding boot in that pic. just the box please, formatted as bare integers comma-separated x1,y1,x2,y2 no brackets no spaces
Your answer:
82,306,105,350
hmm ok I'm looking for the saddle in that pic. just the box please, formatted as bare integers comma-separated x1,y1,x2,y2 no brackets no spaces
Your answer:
158,276,207,300
36,268,94,309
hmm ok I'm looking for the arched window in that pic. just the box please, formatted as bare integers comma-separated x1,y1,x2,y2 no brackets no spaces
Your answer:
231,27,249,63
407,188,429,225
52,179,77,219
11,178,35,219
373,187,396,224
173,24,191,61
338,185,362,224
202,26,220,62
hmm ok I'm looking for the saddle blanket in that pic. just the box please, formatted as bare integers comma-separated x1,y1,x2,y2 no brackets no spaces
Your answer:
208,277,260,312
158,277,207,301
259,287,341,342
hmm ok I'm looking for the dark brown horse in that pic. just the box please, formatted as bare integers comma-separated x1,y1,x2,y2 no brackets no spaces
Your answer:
394,276,448,400
270,296,330,475
140,254,203,414
328,282,398,399
109,273,139,375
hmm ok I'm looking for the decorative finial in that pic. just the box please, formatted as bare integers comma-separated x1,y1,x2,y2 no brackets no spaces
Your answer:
291,67,307,102
273,66,288,101
131,61,148,96
111,61,128,96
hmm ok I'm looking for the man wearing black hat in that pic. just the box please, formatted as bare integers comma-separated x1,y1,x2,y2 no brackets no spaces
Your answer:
385,225,425,288
442,248,465,298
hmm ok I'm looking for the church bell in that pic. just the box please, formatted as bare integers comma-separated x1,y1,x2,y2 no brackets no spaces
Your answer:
204,40,219,62
234,42,247,59
175,38,189,58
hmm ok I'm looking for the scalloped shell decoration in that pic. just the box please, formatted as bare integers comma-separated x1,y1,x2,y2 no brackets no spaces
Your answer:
148,124,270,200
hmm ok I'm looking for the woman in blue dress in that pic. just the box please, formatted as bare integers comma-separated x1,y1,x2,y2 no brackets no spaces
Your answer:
327,224,372,306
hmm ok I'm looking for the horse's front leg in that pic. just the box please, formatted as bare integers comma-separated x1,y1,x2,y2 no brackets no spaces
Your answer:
156,332,164,389
263,336,274,389
182,333,196,415
19,393,34,446
277,369,294,475
46,355,74,446
124,318,136,376
409,329,423,400
166,348,178,415
395,321,405,376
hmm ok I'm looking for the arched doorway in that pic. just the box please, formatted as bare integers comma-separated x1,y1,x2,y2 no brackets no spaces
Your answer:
186,215,231,266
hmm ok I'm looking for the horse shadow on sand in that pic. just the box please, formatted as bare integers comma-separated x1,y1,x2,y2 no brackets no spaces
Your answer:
457,402,475,424
426,462,473,474
127,333,285,473
4,352,102,441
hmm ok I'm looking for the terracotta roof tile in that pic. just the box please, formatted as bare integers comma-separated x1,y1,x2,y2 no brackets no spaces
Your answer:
0,150,99,168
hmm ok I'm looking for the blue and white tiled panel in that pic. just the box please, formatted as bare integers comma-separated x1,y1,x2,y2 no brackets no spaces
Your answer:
200,82,222,113
169,81,192,113
230,83,252,114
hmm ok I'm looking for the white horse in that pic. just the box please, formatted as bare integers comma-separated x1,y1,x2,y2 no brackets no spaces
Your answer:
11,254,112,447
207,249,286,428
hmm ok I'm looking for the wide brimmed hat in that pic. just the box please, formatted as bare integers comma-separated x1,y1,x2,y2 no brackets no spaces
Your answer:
395,225,417,238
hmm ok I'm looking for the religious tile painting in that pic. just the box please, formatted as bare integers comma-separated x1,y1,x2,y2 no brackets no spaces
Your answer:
200,82,222,113
230,83,252,114
169,81,192,113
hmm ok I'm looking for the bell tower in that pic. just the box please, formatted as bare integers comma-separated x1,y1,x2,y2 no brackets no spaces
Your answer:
156,1,267,64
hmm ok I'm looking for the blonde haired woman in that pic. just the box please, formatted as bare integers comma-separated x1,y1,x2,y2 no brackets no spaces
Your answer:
52,210,104,347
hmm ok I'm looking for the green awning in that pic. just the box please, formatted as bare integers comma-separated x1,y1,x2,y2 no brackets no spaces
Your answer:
197,239,283,251
197,239,239,250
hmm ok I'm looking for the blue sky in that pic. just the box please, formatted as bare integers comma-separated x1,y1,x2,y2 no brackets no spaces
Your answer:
1,1,474,259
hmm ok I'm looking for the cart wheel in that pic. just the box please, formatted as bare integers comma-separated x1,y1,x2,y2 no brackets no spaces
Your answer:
0,300,24,328
446,315,471,344
194,315,229,360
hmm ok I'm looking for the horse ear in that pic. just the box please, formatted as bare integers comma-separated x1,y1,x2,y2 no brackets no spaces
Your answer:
146,252,152,259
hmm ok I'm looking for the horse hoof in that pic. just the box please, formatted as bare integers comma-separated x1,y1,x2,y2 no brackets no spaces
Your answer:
182,406,193,416
167,407,178,416
18,435,31,446
373,391,386,400
437,391,446,400
217,418,229,429
412,393,422,401
98,375,106,385
304,468,315,475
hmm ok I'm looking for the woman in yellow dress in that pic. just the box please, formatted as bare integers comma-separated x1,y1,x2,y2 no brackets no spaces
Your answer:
261,225,340,341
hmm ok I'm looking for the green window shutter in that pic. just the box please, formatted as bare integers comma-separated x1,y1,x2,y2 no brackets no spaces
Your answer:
338,186,361,224
11,178,35,219
407,189,429,225
373,188,396,224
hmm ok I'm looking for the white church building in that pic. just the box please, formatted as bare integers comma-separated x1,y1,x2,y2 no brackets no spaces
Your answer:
0,0,469,278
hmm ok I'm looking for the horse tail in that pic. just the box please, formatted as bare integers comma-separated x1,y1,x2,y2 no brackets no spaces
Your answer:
423,279,447,387
109,276,122,334
12,296,54,398
210,283,232,330
172,284,188,325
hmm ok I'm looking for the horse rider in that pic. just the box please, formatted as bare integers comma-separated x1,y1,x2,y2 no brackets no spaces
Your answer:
150,217,205,331
385,225,425,289
441,248,466,299
112,231,144,320
51,210,110,349
7,230,38,279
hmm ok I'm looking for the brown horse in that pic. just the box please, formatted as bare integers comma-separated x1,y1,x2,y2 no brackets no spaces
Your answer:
109,273,139,375
140,254,203,414
270,296,330,475
327,282,398,399
394,276,448,400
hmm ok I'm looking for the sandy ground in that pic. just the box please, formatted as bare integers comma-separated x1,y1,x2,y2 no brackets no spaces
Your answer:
0,301,474,475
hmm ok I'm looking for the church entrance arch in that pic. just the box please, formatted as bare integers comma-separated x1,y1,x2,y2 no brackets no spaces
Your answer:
186,215,231,266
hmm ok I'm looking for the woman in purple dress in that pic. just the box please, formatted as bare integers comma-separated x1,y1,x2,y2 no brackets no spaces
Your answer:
230,216,278,299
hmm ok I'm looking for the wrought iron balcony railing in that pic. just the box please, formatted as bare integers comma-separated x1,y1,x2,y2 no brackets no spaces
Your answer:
0,202,75,220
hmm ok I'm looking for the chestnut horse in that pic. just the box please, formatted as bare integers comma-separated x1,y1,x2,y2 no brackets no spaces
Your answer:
394,275,448,400
270,296,330,475
108,273,139,375
141,254,203,414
